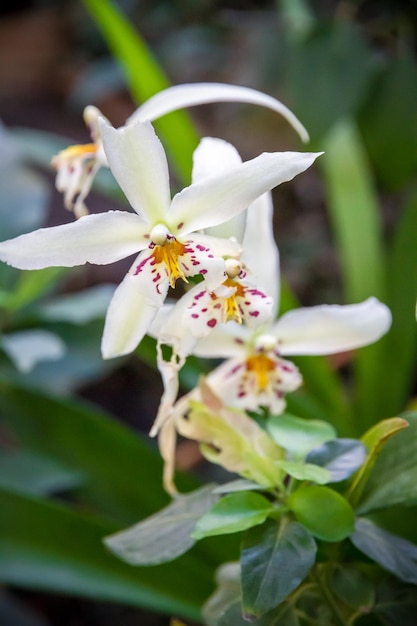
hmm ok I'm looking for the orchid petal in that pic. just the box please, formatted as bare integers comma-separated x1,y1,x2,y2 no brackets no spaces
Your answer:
0,211,148,270
190,232,241,259
128,82,309,143
193,322,251,359
170,151,322,235
158,418,179,495
274,297,392,356
242,192,280,314
100,119,171,223
101,272,160,359
192,137,247,242
183,236,226,290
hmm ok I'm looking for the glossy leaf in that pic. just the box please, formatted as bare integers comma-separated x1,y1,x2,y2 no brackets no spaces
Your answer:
267,413,336,459
346,417,409,509
241,518,316,619
38,284,115,324
288,486,355,542
0,487,210,620
357,413,417,514
1,329,66,373
277,460,330,484
351,518,417,584
306,438,367,482
105,485,218,565
212,479,265,494
192,492,275,540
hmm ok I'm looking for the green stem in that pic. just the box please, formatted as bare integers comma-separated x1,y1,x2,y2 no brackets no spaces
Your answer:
311,566,349,626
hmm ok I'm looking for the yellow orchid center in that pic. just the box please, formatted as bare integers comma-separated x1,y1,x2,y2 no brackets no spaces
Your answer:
222,277,245,323
51,144,98,172
245,353,276,391
150,225,188,288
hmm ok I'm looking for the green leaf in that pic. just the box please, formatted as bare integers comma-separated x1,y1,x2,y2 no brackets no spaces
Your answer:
286,21,375,141
277,460,330,484
306,439,367,483
351,518,417,584
267,413,336,459
357,413,417,514
0,380,187,523
346,417,409,509
105,485,218,565
288,485,355,542
1,267,67,312
0,487,211,620
329,565,375,610
1,329,66,373
192,492,275,540
358,53,417,190
0,450,83,496
82,0,199,182
320,119,386,430
241,518,316,619
213,479,265,494
38,284,115,324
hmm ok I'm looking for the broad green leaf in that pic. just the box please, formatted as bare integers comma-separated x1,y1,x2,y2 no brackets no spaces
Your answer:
351,518,417,584
0,450,83,496
105,485,218,565
288,486,355,542
346,417,409,509
192,492,275,540
372,578,417,626
38,284,115,324
241,518,316,619
203,562,243,626
306,438,367,482
0,380,186,523
1,329,66,373
1,267,67,312
213,479,265,494
320,119,386,430
286,21,375,141
329,565,375,610
0,487,211,620
82,0,199,182
267,413,336,459
357,413,417,514
277,460,330,484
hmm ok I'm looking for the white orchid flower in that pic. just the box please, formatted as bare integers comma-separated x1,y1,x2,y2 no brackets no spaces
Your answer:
0,119,320,359
191,297,392,414
51,106,108,218
51,82,309,216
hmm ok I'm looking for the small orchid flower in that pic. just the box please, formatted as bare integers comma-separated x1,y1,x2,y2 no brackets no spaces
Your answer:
51,82,309,216
0,118,320,359
191,297,392,414
51,106,108,218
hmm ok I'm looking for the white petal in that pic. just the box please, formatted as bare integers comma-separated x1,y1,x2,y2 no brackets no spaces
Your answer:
101,273,160,358
242,192,280,314
193,322,251,359
99,119,171,223
128,82,309,142
274,297,392,356
190,232,241,258
192,137,247,242
170,151,322,235
0,211,148,270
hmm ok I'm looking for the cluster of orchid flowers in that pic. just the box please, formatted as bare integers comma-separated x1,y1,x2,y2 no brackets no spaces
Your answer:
0,83,392,494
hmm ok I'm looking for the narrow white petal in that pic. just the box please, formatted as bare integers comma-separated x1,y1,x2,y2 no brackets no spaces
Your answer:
242,192,280,315
0,211,148,270
274,297,392,356
128,82,309,142
170,151,322,235
101,273,160,359
100,119,171,222
192,137,246,242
